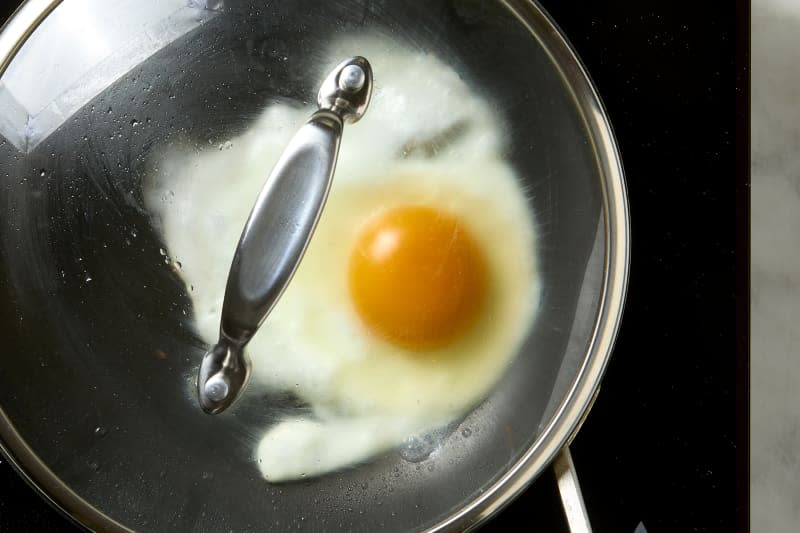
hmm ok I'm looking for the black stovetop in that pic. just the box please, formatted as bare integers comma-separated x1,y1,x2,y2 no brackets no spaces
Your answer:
0,1,747,531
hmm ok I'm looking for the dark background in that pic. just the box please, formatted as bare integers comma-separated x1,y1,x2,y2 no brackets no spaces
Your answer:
0,0,747,532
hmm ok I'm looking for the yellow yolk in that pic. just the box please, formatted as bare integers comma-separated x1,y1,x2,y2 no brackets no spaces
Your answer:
348,205,488,350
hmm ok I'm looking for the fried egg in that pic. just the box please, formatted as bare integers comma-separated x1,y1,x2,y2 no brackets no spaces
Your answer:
145,37,540,481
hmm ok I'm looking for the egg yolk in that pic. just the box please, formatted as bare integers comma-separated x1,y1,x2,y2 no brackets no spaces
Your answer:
348,205,488,350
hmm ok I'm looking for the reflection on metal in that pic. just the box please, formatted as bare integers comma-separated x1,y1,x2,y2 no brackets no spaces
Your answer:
539,217,605,434
0,0,221,152
554,447,592,533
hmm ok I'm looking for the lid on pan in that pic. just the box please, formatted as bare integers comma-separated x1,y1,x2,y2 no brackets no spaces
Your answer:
0,0,627,531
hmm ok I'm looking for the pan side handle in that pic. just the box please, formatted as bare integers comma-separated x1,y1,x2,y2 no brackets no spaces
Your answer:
554,446,593,533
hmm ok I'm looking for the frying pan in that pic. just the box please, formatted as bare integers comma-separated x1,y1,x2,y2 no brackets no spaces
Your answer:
0,0,629,530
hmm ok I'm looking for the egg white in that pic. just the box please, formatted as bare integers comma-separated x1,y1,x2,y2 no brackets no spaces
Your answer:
145,37,540,481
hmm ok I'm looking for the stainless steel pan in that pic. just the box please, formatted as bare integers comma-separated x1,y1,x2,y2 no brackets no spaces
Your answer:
0,1,628,530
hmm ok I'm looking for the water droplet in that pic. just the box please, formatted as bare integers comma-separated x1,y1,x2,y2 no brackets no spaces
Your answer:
130,119,139,127
85,275,92,283
94,426,107,437
39,169,45,177
159,248,167,256
461,428,472,438
175,261,182,270
399,433,438,463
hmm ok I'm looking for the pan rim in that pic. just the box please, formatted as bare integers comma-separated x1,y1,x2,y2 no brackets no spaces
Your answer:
0,0,630,531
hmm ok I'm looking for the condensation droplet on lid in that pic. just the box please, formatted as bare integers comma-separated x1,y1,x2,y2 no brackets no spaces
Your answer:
461,427,472,438
159,248,167,256
399,432,439,463
85,275,92,283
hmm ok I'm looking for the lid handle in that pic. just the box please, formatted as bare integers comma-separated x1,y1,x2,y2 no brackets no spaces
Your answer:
197,57,373,414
